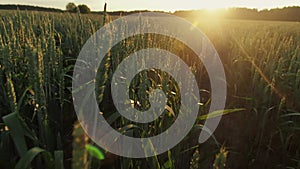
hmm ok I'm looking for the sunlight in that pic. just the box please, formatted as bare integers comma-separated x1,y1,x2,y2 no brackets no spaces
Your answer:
100,0,300,12
1,0,299,11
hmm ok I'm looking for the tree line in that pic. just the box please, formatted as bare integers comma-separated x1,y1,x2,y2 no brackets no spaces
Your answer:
0,3,91,14
0,4,63,12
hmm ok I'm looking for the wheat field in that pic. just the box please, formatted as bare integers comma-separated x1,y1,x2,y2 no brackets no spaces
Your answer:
0,10,299,169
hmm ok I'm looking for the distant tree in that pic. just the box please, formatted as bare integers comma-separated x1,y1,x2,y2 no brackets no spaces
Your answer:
78,4,91,14
66,2,77,12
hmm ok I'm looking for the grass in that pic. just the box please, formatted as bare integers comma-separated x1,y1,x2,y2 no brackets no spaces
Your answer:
0,10,299,169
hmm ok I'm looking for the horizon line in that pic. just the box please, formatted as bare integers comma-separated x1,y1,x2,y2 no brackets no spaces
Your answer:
0,3,299,13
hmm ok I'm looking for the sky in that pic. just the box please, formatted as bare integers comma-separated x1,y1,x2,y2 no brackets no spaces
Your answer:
0,0,299,12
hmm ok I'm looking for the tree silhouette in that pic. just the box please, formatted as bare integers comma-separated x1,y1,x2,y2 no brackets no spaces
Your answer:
66,2,77,13
78,4,91,14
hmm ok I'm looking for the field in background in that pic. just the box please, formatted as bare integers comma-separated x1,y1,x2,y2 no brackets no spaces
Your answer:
0,10,299,169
